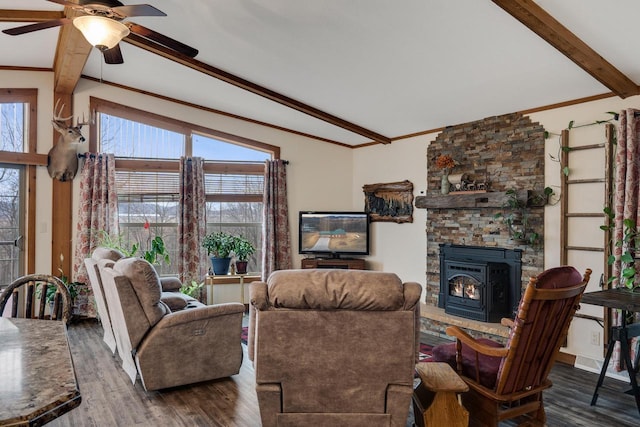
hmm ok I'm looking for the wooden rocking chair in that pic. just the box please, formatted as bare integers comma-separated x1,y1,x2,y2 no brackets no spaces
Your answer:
432,266,591,426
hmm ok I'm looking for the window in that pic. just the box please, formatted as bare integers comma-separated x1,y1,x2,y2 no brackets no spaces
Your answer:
100,113,185,159
0,89,38,288
92,98,277,277
0,164,25,288
0,102,26,152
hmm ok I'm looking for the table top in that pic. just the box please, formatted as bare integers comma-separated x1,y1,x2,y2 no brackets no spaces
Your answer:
581,288,640,313
0,317,81,426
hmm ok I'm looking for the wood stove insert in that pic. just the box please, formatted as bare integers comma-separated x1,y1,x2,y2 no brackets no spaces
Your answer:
439,244,523,322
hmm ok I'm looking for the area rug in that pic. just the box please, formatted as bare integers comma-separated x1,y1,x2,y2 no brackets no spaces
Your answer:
241,326,248,345
240,327,433,362
418,343,433,362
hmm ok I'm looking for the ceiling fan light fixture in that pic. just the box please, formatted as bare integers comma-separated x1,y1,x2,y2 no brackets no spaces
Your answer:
73,15,130,51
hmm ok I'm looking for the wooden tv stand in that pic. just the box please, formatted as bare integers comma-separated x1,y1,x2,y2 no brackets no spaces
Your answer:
301,258,366,270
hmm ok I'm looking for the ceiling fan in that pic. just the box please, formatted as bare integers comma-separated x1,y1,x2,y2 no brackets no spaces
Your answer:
2,0,198,64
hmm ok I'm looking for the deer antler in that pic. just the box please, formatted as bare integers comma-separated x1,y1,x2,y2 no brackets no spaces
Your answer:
75,113,90,128
53,99,73,122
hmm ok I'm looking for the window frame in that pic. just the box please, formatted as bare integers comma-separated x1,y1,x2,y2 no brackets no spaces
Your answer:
89,97,277,275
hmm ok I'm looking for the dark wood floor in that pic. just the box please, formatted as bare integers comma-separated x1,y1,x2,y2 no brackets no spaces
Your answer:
50,320,639,427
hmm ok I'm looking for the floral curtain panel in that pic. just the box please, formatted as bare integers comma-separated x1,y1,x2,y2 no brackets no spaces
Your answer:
71,153,118,318
178,156,206,283
612,109,640,370
261,159,292,281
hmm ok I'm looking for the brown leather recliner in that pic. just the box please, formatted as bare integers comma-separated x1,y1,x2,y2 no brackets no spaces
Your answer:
248,269,422,427
84,247,204,354
99,256,245,391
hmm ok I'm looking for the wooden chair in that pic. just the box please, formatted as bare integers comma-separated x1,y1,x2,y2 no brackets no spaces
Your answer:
0,274,72,324
432,266,591,427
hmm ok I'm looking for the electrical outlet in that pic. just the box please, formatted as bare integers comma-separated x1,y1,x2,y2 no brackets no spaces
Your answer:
590,331,600,346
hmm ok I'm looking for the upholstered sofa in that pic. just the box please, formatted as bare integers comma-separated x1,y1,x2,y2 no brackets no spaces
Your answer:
85,247,204,354
99,256,245,391
248,269,421,427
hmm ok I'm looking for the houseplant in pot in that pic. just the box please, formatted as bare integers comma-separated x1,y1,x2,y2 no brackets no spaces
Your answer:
202,231,236,275
233,236,255,275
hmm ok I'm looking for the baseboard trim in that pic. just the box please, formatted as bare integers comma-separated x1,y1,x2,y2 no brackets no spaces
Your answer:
556,351,576,366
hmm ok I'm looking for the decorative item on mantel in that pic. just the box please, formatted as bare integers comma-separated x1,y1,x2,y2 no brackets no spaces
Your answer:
435,154,456,194
449,174,488,194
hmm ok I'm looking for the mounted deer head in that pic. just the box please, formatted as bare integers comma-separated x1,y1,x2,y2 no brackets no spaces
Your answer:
48,100,88,182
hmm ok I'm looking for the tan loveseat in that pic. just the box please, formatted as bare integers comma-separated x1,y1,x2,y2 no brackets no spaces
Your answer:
84,247,203,354
99,256,245,391
249,269,421,427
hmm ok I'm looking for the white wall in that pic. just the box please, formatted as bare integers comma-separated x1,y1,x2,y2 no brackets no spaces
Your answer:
529,94,640,367
352,134,434,294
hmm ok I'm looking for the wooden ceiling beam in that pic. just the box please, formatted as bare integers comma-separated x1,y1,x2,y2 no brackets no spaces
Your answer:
53,8,91,94
492,0,639,99
123,32,392,144
0,10,64,22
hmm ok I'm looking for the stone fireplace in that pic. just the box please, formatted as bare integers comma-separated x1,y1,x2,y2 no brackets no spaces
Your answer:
439,244,522,322
415,112,545,335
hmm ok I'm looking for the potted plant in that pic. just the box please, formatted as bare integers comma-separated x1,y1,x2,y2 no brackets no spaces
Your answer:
94,229,170,266
233,236,255,275
180,280,205,302
37,275,82,317
202,231,236,275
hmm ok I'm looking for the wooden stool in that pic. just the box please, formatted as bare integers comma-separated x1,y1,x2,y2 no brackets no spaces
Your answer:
413,362,469,427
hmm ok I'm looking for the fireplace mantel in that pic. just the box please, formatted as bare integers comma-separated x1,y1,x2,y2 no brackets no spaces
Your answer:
415,190,533,210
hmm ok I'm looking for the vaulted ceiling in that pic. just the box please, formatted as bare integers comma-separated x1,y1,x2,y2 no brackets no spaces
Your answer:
1,1,639,147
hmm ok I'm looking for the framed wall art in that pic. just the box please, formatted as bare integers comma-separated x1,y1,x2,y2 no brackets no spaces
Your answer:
363,180,413,223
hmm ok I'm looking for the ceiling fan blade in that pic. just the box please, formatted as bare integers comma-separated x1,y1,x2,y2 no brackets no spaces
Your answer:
128,22,198,57
103,44,124,64
113,4,166,17
46,0,83,6
2,18,71,36
46,1,165,17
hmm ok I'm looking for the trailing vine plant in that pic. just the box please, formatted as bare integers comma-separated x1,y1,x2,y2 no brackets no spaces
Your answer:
601,207,640,291
494,187,554,247
544,112,618,177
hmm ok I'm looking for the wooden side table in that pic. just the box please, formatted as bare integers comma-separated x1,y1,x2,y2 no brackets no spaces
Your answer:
205,274,261,306
413,362,469,427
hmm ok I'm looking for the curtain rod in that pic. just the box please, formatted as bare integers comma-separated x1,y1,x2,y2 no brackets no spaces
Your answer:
78,154,290,164
613,112,640,120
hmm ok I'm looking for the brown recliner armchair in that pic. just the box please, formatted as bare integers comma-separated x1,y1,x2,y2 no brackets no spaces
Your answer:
248,269,422,427
99,256,245,391
85,246,204,354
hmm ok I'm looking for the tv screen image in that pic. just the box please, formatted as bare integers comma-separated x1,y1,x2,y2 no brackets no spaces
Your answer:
299,212,369,257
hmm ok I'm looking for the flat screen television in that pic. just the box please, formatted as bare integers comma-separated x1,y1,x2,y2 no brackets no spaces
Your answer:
299,211,370,257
